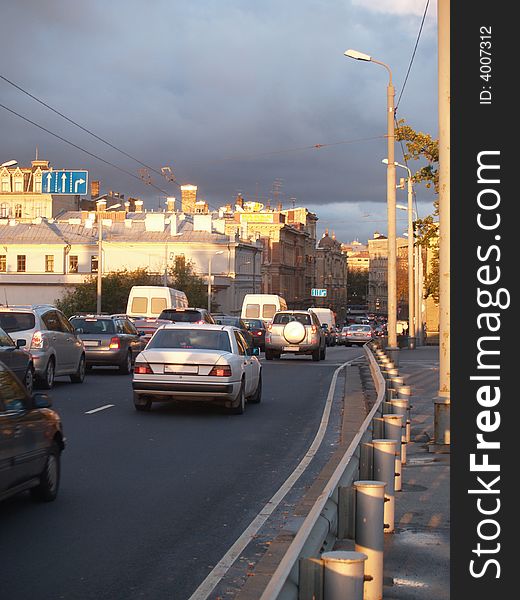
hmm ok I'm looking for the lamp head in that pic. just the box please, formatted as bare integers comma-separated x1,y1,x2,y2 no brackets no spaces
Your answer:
344,49,371,61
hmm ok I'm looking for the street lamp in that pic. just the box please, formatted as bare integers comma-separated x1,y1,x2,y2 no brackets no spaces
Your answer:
208,251,224,312
345,49,398,361
385,158,416,349
96,202,122,314
1,160,17,168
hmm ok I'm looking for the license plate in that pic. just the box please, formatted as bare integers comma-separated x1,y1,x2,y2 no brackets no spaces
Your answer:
164,364,198,374
283,346,300,351
83,340,100,347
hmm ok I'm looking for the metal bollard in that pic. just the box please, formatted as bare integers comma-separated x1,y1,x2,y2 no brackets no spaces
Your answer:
397,384,412,400
389,376,405,390
434,398,450,445
372,439,397,533
386,387,397,402
321,550,368,600
383,413,406,466
353,481,386,600
390,398,411,443
373,417,385,439
383,367,399,381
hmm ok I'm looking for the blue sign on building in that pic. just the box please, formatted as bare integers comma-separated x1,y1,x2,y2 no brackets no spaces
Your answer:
311,288,327,297
41,170,88,195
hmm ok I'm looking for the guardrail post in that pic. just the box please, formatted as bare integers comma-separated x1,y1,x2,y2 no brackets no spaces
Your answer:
353,480,386,600
373,417,385,439
321,551,368,600
390,398,411,443
372,439,397,533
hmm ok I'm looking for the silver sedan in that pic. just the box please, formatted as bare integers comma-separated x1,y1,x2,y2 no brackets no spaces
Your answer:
132,324,262,414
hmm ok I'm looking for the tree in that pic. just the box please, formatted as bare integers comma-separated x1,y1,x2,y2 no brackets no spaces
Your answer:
168,257,210,309
395,118,439,302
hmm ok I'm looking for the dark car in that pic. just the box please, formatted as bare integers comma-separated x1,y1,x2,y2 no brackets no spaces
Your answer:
158,307,215,325
211,315,254,349
242,318,266,351
0,360,65,503
0,325,34,394
69,314,146,373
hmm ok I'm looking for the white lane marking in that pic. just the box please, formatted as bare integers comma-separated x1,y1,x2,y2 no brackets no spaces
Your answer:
187,359,355,600
85,404,115,415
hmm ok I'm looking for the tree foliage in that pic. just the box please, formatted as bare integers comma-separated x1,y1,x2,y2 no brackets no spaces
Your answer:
55,261,208,317
395,118,440,302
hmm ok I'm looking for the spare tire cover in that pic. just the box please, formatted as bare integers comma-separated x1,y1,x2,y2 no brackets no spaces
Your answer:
283,321,306,344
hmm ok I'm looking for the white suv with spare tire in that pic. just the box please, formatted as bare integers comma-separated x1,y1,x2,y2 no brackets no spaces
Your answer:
264,310,326,361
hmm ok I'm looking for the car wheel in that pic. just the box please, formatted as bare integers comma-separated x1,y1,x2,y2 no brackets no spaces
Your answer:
320,346,326,360
229,381,245,414
70,354,86,383
30,442,60,502
312,348,320,361
24,365,34,395
38,357,55,390
248,373,262,404
119,351,132,374
265,350,273,360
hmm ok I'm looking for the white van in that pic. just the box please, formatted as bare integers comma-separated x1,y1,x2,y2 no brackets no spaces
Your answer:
126,286,188,319
309,307,336,329
241,294,288,323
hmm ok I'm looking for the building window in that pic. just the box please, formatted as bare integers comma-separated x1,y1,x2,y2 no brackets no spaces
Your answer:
17,255,26,272
34,179,42,193
0,255,6,272
91,255,98,273
45,255,54,272
14,180,23,192
1,180,9,192
0,203,8,217
15,204,22,218
69,255,78,273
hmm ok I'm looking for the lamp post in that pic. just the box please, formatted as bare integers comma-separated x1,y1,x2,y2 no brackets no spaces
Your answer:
388,159,416,349
96,202,121,314
344,49,398,362
1,160,18,168
208,251,224,312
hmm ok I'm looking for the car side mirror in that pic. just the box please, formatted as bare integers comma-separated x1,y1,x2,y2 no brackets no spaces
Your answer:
138,331,145,336
32,392,52,409
74,327,84,334
16,338,26,348
252,346,260,356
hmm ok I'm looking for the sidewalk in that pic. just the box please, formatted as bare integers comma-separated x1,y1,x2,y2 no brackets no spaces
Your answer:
382,345,450,599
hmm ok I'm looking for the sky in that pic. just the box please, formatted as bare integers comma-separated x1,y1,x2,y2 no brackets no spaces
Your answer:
0,0,438,244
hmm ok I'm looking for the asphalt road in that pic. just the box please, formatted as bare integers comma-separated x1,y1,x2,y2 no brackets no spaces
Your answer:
0,345,363,600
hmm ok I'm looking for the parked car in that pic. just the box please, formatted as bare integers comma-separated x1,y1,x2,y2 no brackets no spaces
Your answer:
264,310,326,361
158,307,215,324
242,318,267,352
344,324,374,346
321,323,334,346
0,360,65,503
0,325,35,394
0,305,86,389
211,314,254,349
132,324,261,414
69,314,146,373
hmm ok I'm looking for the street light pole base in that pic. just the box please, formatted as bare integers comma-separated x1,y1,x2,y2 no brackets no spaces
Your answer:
386,346,400,366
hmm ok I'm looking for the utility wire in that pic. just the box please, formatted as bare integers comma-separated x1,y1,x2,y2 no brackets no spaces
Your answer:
0,74,180,188
0,101,170,196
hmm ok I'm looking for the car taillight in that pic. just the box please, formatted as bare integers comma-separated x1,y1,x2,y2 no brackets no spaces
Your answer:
31,331,44,349
255,331,262,336
109,337,120,349
311,325,318,334
208,365,232,377
267,323,272,332
194,320,205,325
134,363,153,374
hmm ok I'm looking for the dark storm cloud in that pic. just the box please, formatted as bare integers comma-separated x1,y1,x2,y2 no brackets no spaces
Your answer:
0,0,437,242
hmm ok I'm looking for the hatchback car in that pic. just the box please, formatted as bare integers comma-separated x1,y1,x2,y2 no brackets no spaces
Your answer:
344,324,374,346
0,360,65,503
242,318,267,352
264,310,326,361
0,325,35,394
132,324,261,414
69,315,146,373
158,307,215,324
0,305,86,389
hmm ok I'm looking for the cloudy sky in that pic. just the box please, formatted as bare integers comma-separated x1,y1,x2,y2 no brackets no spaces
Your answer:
1,0,438,243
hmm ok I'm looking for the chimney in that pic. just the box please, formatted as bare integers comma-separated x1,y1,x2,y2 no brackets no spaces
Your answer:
166,196,176,212
96,199,107,212
181,184,197,213
91,180,100,199
170,214,178,236
124,201,130,213
135,200,144,213
193,213,212,233
145,213,165,232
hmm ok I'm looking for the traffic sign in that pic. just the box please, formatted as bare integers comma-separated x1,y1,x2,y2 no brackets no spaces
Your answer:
41,170,88,195
311,288,327,297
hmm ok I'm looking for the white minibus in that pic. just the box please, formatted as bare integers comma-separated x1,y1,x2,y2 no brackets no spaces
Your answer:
126,286,188,319
241,294,287,323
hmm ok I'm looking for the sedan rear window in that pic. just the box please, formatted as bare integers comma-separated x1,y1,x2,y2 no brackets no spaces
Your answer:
0,312,36,333
348,325,372,332
159,310,202,323
273,313,311,325
147,329,231,352
70,318,116,334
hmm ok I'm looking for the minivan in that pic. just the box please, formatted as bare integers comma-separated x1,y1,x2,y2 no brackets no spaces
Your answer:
126,286,188,319
241,294,287,323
